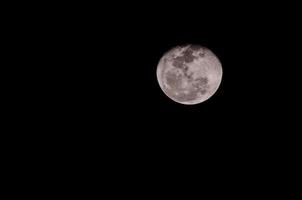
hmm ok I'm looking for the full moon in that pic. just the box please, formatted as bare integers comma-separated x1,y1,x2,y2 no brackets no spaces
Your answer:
157,44,223,105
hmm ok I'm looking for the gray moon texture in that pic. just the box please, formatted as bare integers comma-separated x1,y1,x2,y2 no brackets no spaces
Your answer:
156,44,223,105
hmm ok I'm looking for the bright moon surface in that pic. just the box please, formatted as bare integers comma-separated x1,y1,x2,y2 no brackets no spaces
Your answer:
156,44,223,105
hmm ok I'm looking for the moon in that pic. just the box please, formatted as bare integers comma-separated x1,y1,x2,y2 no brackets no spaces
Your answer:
156,44,223,105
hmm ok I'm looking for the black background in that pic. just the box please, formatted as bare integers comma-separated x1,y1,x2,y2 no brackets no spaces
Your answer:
5,1,301,191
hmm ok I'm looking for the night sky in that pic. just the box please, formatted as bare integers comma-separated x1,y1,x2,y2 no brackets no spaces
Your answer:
11,2,300,181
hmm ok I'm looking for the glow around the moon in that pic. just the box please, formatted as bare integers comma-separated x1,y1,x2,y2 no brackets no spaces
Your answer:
156,44,223,105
